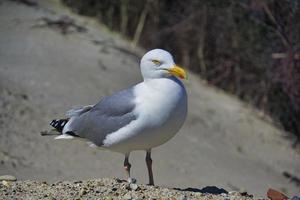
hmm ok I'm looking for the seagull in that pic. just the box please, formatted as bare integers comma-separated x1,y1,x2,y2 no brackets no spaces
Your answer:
48,49,188,185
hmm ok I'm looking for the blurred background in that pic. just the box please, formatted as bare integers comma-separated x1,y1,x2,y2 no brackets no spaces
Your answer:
62,0,300,143
0,0,299,197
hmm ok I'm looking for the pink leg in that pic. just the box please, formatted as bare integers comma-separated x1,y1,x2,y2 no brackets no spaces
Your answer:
124,154,131,181
146,149,154,185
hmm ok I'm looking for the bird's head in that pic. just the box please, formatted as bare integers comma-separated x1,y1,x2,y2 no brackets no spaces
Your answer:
140,49,187,80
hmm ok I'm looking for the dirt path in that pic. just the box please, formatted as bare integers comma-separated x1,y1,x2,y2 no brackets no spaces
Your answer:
0,0,299,197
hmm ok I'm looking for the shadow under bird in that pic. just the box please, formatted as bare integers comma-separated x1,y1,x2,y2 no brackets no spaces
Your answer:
47,49,188,185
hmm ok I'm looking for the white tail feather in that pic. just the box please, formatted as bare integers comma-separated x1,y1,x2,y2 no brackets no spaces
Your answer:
55,134,75,140
87,141,98,148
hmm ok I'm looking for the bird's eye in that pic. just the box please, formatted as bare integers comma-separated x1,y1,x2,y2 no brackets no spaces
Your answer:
152,60,161,65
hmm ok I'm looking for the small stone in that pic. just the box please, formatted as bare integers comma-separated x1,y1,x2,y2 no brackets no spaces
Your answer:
106,188,113,194
99,187,107,193
129,183,138,191
74,180,82,184
116,178,124,183
291,196,300,200
80,188,87,196
267,188,288,200
1,180,12,187
177,195,188,200
239,188,247,195
0,175,17,181
221,193,228,197
123,193,132,200
228,191,239,195
127,178,137,184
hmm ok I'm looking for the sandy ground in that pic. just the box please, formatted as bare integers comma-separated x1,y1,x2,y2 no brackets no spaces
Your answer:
0,0,299,198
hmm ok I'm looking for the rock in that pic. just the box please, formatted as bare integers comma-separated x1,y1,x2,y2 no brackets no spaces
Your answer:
79,188,87,196
129,183,138,191
0,175,17,181
123,193,132,200
1,180,12,187
229,191,239,195
127,178,137,184
221,193,229,197
73,180,82,184
178,195,188,200
267,188,288,200
98,187,107,193
291,196,300,200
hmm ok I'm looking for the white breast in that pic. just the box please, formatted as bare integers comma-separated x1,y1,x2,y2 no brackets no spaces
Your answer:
134,78,186,126
103,77,187,153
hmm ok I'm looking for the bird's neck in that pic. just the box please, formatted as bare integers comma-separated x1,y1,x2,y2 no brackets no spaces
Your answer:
143,76,178,83
142,76,184,91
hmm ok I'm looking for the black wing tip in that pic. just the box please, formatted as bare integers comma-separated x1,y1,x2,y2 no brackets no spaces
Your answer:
65,131,81,138
50,119,68,133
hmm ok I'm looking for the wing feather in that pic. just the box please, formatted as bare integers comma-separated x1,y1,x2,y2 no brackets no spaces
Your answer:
63,87,137,146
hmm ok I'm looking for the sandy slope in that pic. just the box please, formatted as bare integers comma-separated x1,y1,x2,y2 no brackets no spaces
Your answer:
0,0,299,197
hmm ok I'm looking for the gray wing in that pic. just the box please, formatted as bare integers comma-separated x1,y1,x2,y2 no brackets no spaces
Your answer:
65,87,137,146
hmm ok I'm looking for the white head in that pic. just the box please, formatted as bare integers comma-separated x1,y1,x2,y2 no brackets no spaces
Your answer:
140,49,187,80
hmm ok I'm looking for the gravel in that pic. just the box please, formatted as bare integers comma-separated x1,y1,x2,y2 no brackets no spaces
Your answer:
0,178,260,200
0,175,17,181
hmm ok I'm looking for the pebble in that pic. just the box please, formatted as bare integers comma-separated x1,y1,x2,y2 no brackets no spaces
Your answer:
0,175,17,181
127,178,137,184
129,183,138,191
228,191,239,195
1,180,12,187
123,193,132,200
73,180,82,184
221,193,228,197
221,193,230,200
291,196,300,200
99,187,107,193
80,188,87,196
267,188,288,200
177,195,188,200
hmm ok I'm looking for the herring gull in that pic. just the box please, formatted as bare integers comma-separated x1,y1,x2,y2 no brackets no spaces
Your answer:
49,49,188,185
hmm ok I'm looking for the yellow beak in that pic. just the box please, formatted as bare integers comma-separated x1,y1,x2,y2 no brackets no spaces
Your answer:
167,65,187,79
